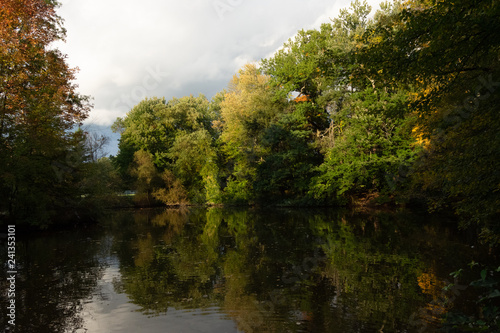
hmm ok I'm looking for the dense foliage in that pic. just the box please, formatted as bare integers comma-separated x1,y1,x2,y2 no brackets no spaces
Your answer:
107,0,500,242
0,0,121,227
2,1,498,330
2,0,498,241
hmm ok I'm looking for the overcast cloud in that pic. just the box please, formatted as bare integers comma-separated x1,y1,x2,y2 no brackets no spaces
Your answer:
56,0,382,154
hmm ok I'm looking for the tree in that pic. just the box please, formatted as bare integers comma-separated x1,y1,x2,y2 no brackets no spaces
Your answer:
260,0,417,205
357,0,500,240
261,0,373,121
129,150,188,207
83,130,110,163
254,109,323,204
219,63,284,204
311,88,417,204
168,129,221,204
0,0,91,226
112,97,170,170
113,95,220,205
129,150,162,206
77,156,123,213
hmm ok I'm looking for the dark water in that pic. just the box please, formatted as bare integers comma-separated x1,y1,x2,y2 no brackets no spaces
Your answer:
0,208,490,332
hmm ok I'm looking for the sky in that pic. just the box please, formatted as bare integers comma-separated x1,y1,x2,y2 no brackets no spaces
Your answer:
56,0,383,156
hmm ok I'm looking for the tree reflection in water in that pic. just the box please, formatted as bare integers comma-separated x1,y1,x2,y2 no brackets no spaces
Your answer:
0,208,482,332
106,207,478,333
0,227,109,333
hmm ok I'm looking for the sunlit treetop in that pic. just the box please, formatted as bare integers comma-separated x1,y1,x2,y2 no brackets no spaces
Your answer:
0,0,90,130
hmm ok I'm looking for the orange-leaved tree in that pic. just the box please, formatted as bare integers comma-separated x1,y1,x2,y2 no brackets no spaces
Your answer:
0,0,92,226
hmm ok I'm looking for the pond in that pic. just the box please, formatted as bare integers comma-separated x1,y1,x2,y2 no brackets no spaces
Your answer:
0,207,490,332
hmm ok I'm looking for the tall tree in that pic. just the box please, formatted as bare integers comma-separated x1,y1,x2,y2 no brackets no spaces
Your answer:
261,0,417,205
113,94,220,204
311,88,417,204
219,63,284,204
358,0,500,239
0,0,91,226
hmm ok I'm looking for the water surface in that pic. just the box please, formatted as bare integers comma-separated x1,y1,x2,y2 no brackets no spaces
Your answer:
0,208,487,332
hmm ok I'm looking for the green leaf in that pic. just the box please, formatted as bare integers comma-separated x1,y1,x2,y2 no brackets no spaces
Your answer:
450,269,463,279
479,289,500,303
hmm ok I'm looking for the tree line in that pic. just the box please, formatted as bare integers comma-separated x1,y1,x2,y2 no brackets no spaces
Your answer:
1,0,499,242
111,0,500,242
0,0,119,227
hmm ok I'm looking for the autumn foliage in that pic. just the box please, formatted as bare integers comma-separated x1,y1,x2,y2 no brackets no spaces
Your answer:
0,0,92,226
2,0,499,243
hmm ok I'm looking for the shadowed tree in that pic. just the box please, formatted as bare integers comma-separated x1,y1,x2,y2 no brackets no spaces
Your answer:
0,0,92,226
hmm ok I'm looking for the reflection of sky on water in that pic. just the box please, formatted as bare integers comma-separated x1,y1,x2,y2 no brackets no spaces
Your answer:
80,260,238,333
7,208,485,333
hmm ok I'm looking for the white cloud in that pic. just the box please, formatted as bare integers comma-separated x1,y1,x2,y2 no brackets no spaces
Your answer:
56,0,382,155
84,107,124,127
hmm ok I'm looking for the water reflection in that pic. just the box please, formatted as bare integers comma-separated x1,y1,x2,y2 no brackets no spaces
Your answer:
104,208,477,332
0,227,108,332
1,208,481,332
